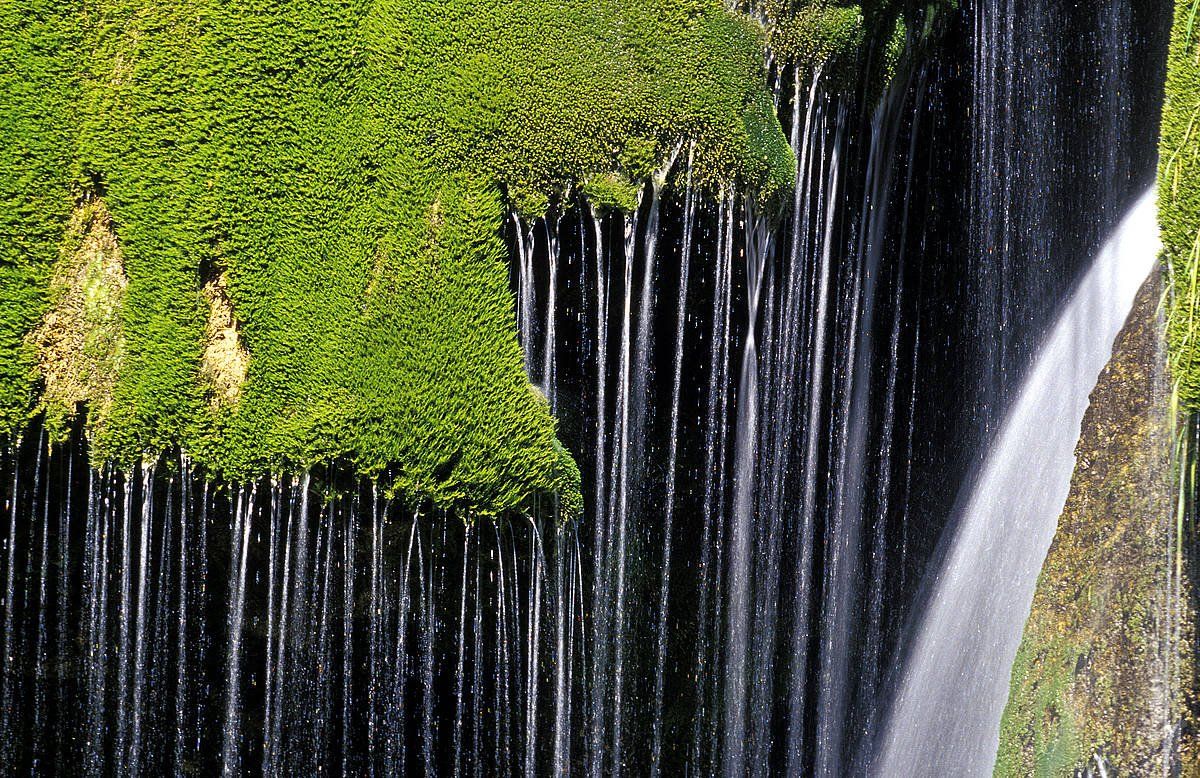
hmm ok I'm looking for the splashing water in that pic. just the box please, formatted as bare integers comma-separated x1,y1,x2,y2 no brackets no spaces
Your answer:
871,188,1161,777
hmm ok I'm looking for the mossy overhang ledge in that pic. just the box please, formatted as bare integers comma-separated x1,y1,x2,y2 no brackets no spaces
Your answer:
0,0,863,517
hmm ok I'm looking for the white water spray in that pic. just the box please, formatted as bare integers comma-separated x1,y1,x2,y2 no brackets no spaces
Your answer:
872,188,1161,776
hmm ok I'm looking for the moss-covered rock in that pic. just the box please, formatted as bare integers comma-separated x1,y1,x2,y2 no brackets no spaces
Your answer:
0,0,815,515
994,277,1196,776
762,1,954,95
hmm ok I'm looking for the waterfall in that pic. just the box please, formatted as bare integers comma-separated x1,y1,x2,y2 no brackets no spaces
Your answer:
649,146,695,778
871,188,1161,776
0,1,1171,771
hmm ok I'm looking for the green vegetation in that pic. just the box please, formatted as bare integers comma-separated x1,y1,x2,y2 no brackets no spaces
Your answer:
762,1,955,94
1162,0,1200,408
0,1,80,440
1159,7,1200,770
0,0,809,515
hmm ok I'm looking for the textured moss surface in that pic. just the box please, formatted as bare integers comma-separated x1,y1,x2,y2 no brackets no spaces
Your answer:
765,1,956,96
994,279,1194,776
0,0,802,514
1161,0,1200,408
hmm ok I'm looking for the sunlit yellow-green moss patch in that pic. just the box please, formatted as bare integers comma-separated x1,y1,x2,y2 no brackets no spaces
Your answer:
0,0,806,514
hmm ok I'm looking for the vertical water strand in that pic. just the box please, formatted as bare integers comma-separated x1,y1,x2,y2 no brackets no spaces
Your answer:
650,145,696,778
608,183,646,775
852,75,912,749
615,148,680,773
195,476,210,767
222,485,254,776
749,204,792,776
551,523,566,778
496,520,516,771
146,468,172,773
367,483,382,769
292,474,317,769
115,471,133,772
524,516,537,778
998,0,1016,367
470,527,483,778
304,479,326,770
261,479,281,776
175,457,193,772
150,468,176,770
628,146,681,476
863,71,928,729
543,213,560,405
525,516,546,778
898,292,922,603
568,531,584,772
768,65,821,777
691,192,731,770
972,0,994,402
19,439,42,732
454,521,471,775
787,95,843,777
388,507,418,776
513,211,539,374
524,516,535,777
586,201,611,778
0,441,20,768
308,492,327,764
419,523,436,776
270,477,298,774
299,482,327,772
9,439,32,764
749,262,783,778
342,486,357,775
709,192,737,767
84,466,110,775
489,531,502,770
33,434,53,770
317,493,338,763
972,0,1016,424
387,504,404,770
551,522,575,776
723,195,774,778
130,462,155,775
817,82,901,775
55,436,74,773
390,511,416,772
510,523,528,771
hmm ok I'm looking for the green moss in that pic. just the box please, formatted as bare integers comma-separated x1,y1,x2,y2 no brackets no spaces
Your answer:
0,0,809,514
764,1,954,101
1161,0,1200,408
0,0,81,436
581,173,642,214
995,617,1084,777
